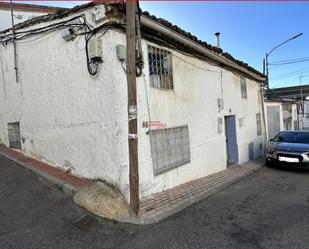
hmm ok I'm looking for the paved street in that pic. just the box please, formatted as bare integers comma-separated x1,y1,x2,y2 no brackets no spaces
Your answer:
1,155,309,248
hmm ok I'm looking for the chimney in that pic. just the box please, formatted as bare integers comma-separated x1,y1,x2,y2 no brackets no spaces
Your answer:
215,32,220,48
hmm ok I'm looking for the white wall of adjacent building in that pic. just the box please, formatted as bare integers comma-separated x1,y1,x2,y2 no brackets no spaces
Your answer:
264,101,298,140
0,6,265,201
302,101,309,129
0,9,46,31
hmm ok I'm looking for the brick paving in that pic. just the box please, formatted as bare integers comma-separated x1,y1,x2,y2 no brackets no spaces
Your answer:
136,159,263,224
0,144,88,192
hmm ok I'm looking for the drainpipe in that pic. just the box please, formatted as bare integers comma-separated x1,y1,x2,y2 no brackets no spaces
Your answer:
260,85,268,153
140,15,266,82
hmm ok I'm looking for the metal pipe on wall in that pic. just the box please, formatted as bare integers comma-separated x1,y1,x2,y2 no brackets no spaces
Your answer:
10,0,19,83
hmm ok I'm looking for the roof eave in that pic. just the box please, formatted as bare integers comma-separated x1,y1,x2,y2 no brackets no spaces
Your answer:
140,15,266,83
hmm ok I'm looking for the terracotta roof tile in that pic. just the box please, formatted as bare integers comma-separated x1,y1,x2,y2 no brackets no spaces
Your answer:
0,2,265,78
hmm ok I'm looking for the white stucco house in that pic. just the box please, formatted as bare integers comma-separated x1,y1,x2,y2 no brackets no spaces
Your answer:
0,2,65,31
0,3,266,201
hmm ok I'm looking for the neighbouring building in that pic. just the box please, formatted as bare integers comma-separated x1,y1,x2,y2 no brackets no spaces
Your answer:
264,100,298,139
302,99,309,130
0,2,66,31
0,3,266,201
265,85,309,133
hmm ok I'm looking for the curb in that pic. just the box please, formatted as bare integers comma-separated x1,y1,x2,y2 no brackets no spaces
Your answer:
0,147,264,225
0,151,77,195
118,159,264,225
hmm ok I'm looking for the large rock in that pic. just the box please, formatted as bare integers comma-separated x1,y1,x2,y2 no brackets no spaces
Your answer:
74,181,129,220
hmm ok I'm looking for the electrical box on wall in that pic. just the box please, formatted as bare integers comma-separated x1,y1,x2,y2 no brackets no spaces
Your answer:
89,36,103,62
239,117,245,127
62,29,74,41
116,44,126,61
217,98,224,110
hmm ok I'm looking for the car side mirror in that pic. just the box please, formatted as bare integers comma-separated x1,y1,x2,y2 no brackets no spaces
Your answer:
269,138,274,142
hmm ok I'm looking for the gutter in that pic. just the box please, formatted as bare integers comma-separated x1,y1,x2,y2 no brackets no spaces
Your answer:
140,15,266,82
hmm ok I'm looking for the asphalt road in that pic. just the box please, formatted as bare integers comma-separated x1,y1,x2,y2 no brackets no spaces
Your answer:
1,154,309,248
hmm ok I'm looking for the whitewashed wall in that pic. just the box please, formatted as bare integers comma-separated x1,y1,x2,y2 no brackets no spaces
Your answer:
0,9,46,31
302,101,309,129
136,39,265,198
0,7,265,201
0,9,131,200
292,104,298,129
264,101,298,140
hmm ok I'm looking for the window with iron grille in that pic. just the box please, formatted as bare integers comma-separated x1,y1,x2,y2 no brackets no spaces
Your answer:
256,113,262,136
240,76,247,99
148,45,173,90
149,125,190,175
8,122,21,149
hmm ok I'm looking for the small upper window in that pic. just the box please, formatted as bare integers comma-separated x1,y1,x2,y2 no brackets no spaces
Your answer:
148,45,173,90
240,76,247,99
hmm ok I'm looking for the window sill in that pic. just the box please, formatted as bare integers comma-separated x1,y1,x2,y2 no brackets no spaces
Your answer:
153,160,191,176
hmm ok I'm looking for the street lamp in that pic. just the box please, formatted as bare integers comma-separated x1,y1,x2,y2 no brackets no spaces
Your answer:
264,32,303,89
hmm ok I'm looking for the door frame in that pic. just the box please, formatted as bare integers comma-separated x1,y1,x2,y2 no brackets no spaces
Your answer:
224,115,239,166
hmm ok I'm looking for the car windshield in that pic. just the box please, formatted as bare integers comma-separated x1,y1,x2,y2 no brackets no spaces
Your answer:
274,132,309,144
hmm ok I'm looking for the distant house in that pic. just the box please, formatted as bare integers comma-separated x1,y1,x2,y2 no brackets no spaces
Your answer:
265,85,309,135
0,2,66,31
264,100,298,139
0,3,266,201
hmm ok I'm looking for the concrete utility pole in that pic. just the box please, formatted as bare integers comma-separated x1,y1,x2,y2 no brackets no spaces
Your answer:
126,1,139,215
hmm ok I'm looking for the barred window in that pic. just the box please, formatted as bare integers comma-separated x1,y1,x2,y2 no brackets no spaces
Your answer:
240,76,247,99
8,122,21,149
150,125,190,175
148,45,173,89
256,113,262,136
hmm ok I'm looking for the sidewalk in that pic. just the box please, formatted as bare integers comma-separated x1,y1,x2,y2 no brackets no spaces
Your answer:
0,144,88,194
0,144,264,224
119,158,264,224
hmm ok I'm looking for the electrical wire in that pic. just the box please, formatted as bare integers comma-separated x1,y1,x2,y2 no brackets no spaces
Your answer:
84,22,124,75
270,67,309,81
142,73,152,133
269,57,309,66
0,15,91,43
136,1,144,77
0,12,124,77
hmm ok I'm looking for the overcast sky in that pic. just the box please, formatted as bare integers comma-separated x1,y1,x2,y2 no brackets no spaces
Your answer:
16,1,309,88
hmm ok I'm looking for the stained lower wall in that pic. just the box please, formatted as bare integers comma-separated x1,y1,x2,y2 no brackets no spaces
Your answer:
0,14,265,201
0,13,131,200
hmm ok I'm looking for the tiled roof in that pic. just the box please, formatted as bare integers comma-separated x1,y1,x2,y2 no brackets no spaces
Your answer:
142,10,265,78
0,2,265,79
